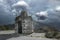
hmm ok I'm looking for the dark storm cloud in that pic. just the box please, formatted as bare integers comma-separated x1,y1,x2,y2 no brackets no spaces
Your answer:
0,0,18,25
24,0,60,30
0,0,48,25
0,0,60,29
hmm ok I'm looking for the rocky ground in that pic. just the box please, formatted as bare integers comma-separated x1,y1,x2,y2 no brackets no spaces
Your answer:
0,30,19,40
0,33,19,40
0,31,59,40
7,33,58,40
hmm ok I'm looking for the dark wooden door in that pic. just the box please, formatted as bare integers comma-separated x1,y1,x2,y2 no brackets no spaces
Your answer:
18,21,22,34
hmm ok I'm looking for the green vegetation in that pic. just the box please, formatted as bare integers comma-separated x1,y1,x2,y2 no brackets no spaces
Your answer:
0,24,15,30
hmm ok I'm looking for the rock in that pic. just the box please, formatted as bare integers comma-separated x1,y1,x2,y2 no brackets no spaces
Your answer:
55,32,60,39
28,33,45,38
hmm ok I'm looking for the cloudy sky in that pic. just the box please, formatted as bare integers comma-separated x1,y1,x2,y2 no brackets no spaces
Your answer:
0,0,60,29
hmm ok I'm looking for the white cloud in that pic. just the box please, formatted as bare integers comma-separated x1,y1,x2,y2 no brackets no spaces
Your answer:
55,6,60,11
36,11,48,20
0,0,3,2
12,9,17,16
13,1,29,7
36,11,48,17
12,1,29,11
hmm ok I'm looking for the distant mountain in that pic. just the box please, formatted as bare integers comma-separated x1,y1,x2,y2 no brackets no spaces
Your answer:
33,20,60,33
